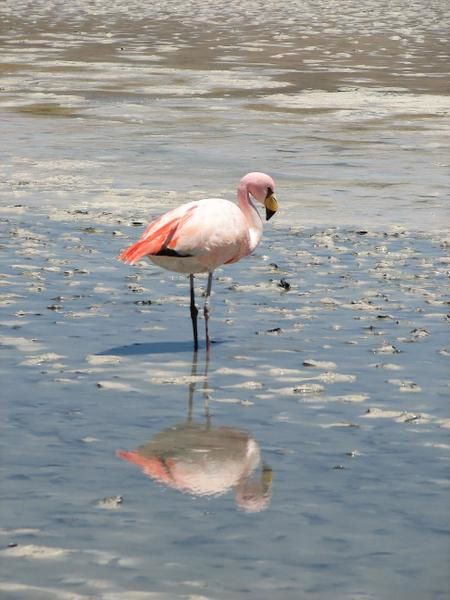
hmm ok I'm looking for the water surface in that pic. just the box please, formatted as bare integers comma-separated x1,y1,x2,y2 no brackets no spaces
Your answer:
1,1,450,599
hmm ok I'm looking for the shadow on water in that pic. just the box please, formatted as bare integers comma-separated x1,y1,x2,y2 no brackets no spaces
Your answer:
100,340,225,356
116,352,273,512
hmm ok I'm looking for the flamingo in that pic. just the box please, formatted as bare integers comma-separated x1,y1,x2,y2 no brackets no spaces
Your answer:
118,172,278,350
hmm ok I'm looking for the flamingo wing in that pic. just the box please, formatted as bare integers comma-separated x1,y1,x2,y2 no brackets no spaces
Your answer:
118,199,250,266
118,202,198,264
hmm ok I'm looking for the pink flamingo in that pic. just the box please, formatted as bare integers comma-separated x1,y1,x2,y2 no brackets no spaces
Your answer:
118,172,278,350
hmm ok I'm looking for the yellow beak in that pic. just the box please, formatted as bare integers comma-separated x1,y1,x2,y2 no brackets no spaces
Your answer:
264,194,278,221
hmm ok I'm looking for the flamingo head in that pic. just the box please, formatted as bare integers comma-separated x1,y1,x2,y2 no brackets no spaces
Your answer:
239,172,279,221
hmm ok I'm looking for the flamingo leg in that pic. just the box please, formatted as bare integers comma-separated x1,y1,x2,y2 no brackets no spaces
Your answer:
189,274,199,352
204,272,213,351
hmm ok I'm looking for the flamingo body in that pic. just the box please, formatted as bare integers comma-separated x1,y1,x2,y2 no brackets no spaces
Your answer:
121,198,254,274
118,172,278,349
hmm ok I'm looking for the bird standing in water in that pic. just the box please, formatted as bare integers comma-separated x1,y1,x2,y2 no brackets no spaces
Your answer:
118,172,278,351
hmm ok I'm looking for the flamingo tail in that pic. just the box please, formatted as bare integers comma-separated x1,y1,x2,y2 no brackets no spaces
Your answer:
118,206,197,264
118,218,180,264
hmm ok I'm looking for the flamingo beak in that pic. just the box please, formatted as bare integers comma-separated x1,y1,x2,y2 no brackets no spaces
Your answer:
264,194,278,221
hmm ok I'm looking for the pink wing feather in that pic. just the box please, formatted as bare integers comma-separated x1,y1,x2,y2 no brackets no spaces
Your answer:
118,205,197,264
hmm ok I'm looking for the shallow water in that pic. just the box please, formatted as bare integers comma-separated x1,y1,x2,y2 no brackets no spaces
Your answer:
1,1,450,599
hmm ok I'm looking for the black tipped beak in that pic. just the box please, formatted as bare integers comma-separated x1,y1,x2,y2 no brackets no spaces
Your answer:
266,208,276,221
264,193,278,221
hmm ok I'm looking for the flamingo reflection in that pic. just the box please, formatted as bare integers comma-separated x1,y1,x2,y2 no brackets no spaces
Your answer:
116,354,272,512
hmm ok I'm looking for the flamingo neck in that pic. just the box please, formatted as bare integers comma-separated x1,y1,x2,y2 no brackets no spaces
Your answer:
237,183,263,252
